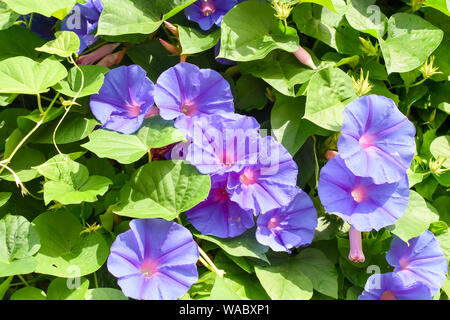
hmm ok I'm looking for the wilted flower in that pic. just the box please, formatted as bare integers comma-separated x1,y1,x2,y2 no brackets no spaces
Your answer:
420,56,442,79
107,219,199,300
186,174,255,238
337,95,416,184
90,65,155,134
227,135,298,214
318,155,410,232
359,272,432,300
78,43,120,65
255,186,317,252
154,63,234,126
185,0,238,31
386,230,448,296
175,113,260,175
61,0,103,53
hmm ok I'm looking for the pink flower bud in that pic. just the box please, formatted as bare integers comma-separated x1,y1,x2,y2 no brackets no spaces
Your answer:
159,38,180,56
164,21,179,37
325,150,338,160
348,226,365,263
78,43,120,65
96,48,127,68
293,45,317,70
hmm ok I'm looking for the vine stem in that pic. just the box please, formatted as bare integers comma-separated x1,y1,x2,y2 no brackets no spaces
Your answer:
17,275,30,287
0,92,59,175
37,93,43,114
198,246,225,278
52,55,85,159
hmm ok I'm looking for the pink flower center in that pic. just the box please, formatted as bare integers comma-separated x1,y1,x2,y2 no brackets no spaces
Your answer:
359,134,374,149
398,257,409,270
201,0,215,16
380,290,397,300
140,260,159,278
126,101,142,117
267,217,280,231
351,185,367,203
239,169,258,186
180,101,197,116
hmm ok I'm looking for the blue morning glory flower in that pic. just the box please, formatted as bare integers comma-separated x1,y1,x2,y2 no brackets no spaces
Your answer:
186,174,255,238
227,135,298,214
19,14,57,40
61,0,104,54
337,95,416,184
386,230,448,296
154,63,234,126
359,272,432,300
255,186,317,252
107,219,199,300
175,113,260,175
89,65,155,134
184,0,238,31
318,154,410,232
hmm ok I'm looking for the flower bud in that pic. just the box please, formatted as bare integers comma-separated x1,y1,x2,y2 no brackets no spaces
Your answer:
349,226,365,263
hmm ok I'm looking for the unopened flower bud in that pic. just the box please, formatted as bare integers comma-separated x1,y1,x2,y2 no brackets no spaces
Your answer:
293,45,317,70
349,226,365,263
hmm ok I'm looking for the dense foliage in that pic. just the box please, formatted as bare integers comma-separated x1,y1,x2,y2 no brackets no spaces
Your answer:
0,0,449,301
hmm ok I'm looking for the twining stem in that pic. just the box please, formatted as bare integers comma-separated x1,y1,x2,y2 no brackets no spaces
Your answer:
93,272,99,288
27,13,34,29
52,55,85,159
17,275,30,287
37,93,44,114
0,92,59,175
198,246,224,278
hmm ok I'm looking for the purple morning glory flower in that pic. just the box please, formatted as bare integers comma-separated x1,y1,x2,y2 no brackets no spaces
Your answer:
358,272,432,300
107,219,199,300
154,63,234,126
19,14,57,40
61,0,104,53
318,155,409,232
175,113,260,175
90,65,155,134
214,41,236,66
386,230,448,296
255,186,317,252
337,94,416,184
184,0,238,31
186,174,255,238
227,135,299,214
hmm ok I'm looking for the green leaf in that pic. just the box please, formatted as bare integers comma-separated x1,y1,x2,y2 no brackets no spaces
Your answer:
379,13,444,74
390,190,439,243
0,3,19,31
254,255,314,300
47,277,89,300
10,287,47,300
0,57,68,95
424,0,450,16
430,136,450,168
194,229,269,263
295,248,338,298
0,148,46,182
2,0,76,17
0,192,11,208
97,0,195,36
115,161,210,220
292,4,361,55
271,93,332,155
84,288,128,300
53,65,109,98
210,275,243,300
239,50,316,97
35,31,80,58
0,26,46,61
0,215,40,277
345,0,387,38
299,0,337,12
37,155,112,205
304,67,356,131
178,26,220,55
33,210,109,277
82,116,185,164
436,230,450,262
234,74,268,111
218,1,299,62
